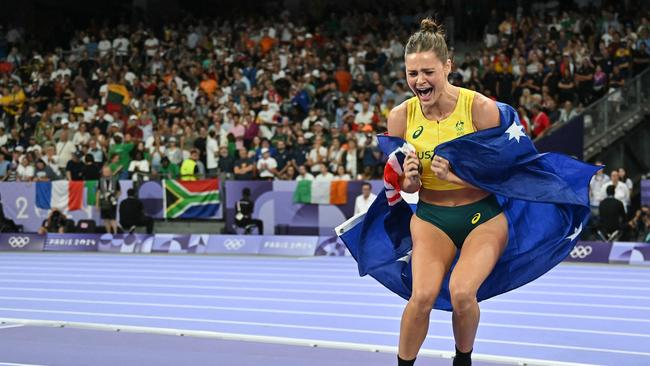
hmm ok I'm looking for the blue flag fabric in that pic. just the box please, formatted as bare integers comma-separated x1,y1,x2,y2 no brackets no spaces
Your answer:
336,102,600,311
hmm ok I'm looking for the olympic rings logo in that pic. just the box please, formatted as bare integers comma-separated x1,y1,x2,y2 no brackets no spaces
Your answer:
570,245,593,259
8,236,30,248
224,239,245,250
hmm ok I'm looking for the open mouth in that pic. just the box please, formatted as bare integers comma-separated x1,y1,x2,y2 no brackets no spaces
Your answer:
416,87,434,99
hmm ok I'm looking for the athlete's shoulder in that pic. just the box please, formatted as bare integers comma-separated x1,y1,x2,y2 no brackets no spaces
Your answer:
470,91,500,130
387,98,412,138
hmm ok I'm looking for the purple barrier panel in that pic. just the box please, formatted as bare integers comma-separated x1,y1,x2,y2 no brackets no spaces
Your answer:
205,235,263,255
258,235,320,256
97,233,154,253
0,233,45,252
609,241,650,265
315,236,348,256
564,241,613,263
44,233,100,252
152,234,207,254
642,179,650,207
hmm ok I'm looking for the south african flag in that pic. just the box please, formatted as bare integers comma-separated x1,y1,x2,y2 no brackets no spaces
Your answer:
163,179,220,219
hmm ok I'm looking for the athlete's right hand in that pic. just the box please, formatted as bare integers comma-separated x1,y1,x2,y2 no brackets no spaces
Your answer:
402,152,421,191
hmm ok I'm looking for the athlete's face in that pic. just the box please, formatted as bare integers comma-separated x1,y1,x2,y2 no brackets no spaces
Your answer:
405,51,450,106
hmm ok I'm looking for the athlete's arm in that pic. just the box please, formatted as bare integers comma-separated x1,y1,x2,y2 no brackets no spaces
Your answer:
432,92,499,189
388,102,421,193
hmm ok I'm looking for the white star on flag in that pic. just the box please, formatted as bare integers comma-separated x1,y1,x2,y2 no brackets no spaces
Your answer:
566,223,583,242
397,250,413,263
505,122,526,143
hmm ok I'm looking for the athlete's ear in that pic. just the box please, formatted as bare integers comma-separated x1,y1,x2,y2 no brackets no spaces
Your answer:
444,58,452,74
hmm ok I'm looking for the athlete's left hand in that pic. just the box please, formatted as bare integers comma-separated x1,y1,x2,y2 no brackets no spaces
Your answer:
430,155,451,181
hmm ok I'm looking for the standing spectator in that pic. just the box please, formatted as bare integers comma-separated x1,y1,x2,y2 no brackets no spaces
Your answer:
602,170,631,212
128,151,151,182
97,165,120,234
314,163,334,182
618,168,633,191
206,130,219,177
81,154,101,180
65,152,85,181
598,185,627,241
354,182,377,215
119,189,154,234
157,157,180,180
180,149,200,181
216,146,235,177
296,165,314,181
16,156,34,181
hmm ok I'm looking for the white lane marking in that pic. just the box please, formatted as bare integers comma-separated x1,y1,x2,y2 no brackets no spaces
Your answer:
0,308,648,358
0,317,596,366
0,296,648,338
0,324,24,330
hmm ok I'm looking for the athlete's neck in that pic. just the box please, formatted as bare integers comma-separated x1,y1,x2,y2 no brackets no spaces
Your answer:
421,83,458,121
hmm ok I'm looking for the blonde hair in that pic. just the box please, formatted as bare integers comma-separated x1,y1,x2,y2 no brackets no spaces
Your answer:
405,18,449,62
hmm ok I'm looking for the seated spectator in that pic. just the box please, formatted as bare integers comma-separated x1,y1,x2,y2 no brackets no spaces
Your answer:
156,156,180,180
628,206,650,242
0,154,10,180
257,148,277,180
129,150,151,182
38,209,69,235
296,165,314,181
16,156,34,182
314,163,334,182
530,104,551,140
119,189,154,234
334,165,351,180
233,148,255,180
34,159,58,181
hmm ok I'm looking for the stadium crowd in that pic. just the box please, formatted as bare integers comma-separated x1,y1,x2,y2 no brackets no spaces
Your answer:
0,0,648,186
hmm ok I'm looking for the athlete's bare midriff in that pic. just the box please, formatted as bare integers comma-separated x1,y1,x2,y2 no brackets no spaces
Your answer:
418,186,490,207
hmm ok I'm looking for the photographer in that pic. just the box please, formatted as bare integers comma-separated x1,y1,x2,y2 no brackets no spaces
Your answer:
97,165,121,234
119,189,154,234
38,208,69,235
628,205,650,242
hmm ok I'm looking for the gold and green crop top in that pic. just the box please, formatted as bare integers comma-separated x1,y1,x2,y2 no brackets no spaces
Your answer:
405,87,477,191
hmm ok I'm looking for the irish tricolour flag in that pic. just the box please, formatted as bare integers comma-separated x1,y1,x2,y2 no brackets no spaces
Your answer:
293,180,348,205
36,181,86,212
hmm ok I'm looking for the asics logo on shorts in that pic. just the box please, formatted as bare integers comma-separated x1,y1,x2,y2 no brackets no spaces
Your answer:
224,239,245,250
471,213,481,225
8,236,30,248
412,126,424,139
570,245,592,259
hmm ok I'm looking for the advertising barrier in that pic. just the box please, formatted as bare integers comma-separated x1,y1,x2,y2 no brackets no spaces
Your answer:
564,241,613,263
97,233,154,253
609,241,650,265
0,233,45,252
44,233,100,251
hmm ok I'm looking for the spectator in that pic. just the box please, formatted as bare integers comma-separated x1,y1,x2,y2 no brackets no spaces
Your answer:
296,165,314,181
216,146,235,177
257,148,277,180
16,156,34,181
530,104,551,140
65,151,85,181
34,159,58,181
314,163,334,182
628,206,650,242
180,149,200,181
97,165,121,234
128,150,151,182
598,185,627,241
354,182,377,215
0,154,9,180
157,156,180,180
589,162,610,212
602,170,631,212
37,208,69,235
618,167,633,191
233,148,255,180
119,189,154,234
81,154,100,181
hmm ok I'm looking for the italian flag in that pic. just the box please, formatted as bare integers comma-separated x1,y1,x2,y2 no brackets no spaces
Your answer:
293,180,348,205
36,181,86,212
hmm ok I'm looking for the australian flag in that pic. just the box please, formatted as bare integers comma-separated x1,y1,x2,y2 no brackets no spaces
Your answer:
336,103,600,311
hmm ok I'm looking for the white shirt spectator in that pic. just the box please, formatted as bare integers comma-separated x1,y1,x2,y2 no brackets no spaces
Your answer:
206,137,219,170
144,36,159,57
354,193,377,215
296,172,314,181
17,161,35,181
589,173,610,207
257,156,278,179
98,39,112,57
128,159,150,182
56,140,76,169
314,172,334,182
73,131,91,146
354,109,374,125
112,36,129,56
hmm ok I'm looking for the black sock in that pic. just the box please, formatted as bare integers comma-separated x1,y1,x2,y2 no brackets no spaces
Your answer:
397,355,416,366
453,346,472,366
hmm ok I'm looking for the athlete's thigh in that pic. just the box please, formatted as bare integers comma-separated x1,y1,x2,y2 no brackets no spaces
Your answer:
451,213,508,290
410,215,457,296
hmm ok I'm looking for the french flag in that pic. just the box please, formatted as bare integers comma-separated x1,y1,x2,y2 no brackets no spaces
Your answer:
36,181,84,212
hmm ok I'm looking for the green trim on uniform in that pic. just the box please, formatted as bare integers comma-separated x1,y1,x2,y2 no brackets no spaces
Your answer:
416,194,503,249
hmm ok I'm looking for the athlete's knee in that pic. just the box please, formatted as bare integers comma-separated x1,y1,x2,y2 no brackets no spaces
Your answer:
449,281,477,314
409,288,439,314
